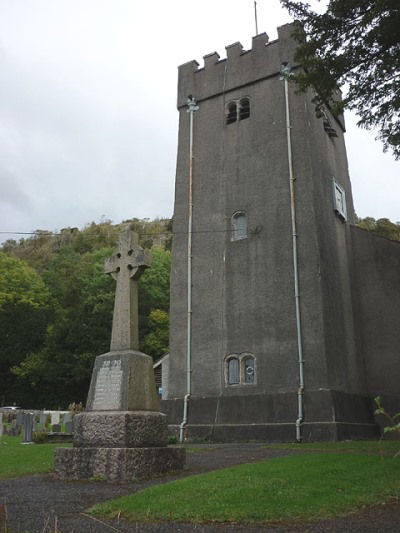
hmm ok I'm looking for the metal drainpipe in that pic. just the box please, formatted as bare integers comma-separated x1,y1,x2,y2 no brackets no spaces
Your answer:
179,96,199,445
280,64,305,442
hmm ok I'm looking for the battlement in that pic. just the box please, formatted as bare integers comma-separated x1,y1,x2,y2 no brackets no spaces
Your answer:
177,24,299,108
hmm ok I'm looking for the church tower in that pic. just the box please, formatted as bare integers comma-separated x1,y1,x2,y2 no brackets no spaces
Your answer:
163,25,380,442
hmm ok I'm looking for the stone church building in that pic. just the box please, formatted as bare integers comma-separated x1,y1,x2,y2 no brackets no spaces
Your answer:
160,24,400,442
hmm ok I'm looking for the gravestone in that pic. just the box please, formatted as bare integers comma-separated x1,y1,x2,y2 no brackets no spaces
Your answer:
22,413,34,444
54,228,185,482
65,420,74,434
51,412,60,425
8,420,18,436
39,414,47,425
52,423,61,433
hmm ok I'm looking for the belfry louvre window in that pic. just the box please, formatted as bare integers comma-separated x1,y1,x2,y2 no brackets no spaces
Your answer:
226,102,237,125
239,98,250,120
231,211,247,241
225,97,250,125
332,178,347,221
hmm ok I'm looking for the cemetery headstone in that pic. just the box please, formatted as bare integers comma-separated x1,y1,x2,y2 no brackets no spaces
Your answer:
8,420,17,436
51,412,60,425
54,228,185,482
52,424,61,433
22,413,34,444
65,420,74,434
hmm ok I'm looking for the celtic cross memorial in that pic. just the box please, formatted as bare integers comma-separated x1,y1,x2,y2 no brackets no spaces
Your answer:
104,228,151,351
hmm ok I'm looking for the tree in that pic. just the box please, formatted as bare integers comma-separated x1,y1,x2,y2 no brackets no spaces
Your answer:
11,247,115,408
280,0,400,158
139,248,171,312
138,248,172,357
2,219,173,407
356,215,400,241
0,252,53,406
141,308,170,360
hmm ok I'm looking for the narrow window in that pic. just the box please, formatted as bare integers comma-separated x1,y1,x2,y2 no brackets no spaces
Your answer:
332,179,347,221
239,97,250,120
244,356,255,383
228,358,240,384
231,211,247,241
226,102,237,125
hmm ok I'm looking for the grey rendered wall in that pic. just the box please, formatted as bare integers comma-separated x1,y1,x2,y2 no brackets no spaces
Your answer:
288,84,366,395
351,226,400,400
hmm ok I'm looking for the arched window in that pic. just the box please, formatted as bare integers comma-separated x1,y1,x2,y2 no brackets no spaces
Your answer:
244,356,255,383
227,358,240,384
225,353,256,386
226,102,237,125
226,97,250,125
239,97,250,120
231,211,247,241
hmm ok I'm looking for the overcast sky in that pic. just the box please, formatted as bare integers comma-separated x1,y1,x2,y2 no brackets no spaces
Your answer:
0,0,398,244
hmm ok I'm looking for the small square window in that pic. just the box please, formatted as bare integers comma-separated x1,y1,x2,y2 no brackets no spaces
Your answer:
332,179,347,221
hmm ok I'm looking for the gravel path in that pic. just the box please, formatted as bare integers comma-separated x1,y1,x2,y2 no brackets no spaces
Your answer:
0,444,399,532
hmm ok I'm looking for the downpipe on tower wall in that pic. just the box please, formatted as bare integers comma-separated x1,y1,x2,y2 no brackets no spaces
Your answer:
280,64,305,442
179,96,199,445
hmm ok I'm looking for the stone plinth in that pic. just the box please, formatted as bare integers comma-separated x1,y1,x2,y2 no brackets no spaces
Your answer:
55,446,185,483
73,411,168,448
54,352,185,482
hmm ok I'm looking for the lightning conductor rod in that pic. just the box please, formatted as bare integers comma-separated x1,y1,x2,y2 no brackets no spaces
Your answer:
254,1,259,35
180,95,199,445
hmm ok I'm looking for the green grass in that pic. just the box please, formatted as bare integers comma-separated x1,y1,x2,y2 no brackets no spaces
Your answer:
89,449,400,524
264,440,400,454
0,434,71,479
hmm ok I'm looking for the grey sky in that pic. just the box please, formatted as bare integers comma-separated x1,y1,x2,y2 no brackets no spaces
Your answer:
0,0,398,244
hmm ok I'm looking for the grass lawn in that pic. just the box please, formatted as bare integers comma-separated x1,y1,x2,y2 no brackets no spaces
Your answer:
263,440,400,454
89,442,400,525
1,436,399,525
0,434,71,479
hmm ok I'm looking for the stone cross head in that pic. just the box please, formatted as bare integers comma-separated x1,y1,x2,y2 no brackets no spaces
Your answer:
105,228,151,351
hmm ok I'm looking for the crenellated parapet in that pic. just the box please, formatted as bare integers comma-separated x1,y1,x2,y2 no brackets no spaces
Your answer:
177,24,299,108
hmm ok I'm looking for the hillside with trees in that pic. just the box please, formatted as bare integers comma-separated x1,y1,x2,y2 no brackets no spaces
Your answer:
355,216,400,242
0,217,172,409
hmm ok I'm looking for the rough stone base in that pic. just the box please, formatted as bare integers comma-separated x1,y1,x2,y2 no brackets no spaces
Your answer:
54,446,186,483
73,410,168,448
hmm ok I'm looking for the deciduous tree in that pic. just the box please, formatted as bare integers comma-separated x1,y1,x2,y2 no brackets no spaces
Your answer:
0,252,53,406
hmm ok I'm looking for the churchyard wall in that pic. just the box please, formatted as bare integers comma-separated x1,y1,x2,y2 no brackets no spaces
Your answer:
350,226,400,416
